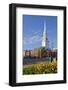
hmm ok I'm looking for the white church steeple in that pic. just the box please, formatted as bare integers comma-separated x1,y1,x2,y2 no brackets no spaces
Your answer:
42,22,46,47
42,22,49,49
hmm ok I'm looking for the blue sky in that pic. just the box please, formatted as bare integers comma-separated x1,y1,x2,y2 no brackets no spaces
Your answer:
23,15,57,50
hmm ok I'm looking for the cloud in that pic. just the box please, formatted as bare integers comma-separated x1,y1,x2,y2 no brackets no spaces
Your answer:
24,34,42,45
32,30,42,35
29,35,42,44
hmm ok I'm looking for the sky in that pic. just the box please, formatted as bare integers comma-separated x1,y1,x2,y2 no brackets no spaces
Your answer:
23,15,57,50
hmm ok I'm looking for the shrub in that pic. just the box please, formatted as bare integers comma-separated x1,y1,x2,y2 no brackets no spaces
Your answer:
23,61,57,75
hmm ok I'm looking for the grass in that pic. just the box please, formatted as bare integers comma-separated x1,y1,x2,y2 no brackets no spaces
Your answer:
23,61,57,75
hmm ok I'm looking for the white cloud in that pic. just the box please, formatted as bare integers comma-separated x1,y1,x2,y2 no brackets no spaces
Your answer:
24,34,42,45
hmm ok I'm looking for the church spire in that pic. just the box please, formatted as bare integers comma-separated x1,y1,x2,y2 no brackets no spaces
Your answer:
42,21,49,49
42,22,46,47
